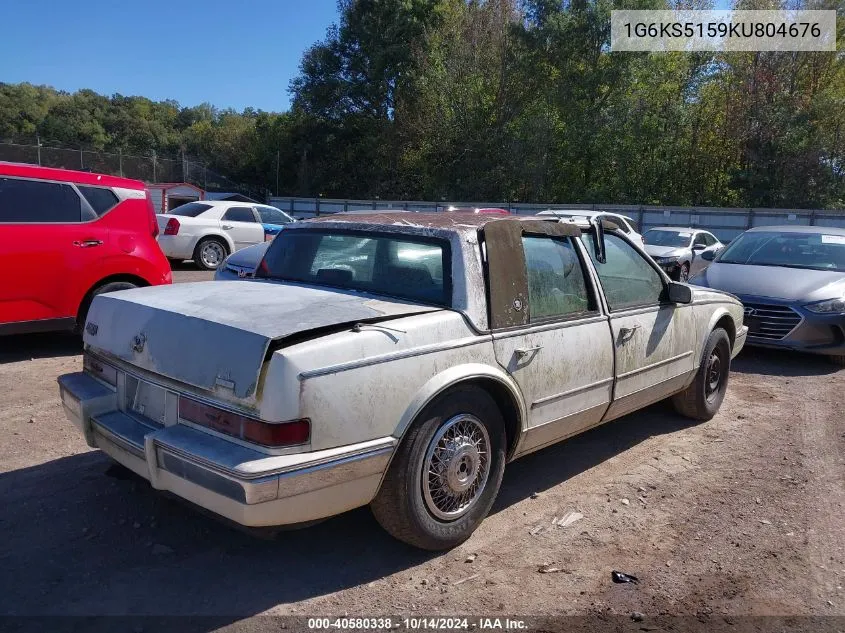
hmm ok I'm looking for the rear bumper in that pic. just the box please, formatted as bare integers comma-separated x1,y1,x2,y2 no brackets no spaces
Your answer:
156,235,196,260
58,372,395,527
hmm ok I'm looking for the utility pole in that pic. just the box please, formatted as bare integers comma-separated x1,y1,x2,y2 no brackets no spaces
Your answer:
276,149,280,196
118,148,123,177
36,134,42,166
152,150,157,182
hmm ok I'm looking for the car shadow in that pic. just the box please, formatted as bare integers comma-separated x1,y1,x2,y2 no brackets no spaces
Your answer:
731,346,841,377
0,400,696,621
169,260,200,271
0,331,81,364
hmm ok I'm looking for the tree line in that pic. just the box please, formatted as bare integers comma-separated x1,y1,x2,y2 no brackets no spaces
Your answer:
1,0,843,208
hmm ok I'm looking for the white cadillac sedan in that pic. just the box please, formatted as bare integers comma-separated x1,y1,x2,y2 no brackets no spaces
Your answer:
156,200,294,270
59,213,746,550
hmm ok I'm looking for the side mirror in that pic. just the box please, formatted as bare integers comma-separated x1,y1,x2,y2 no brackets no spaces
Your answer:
668,281,692,304
692,243,706,251
701,250,716,261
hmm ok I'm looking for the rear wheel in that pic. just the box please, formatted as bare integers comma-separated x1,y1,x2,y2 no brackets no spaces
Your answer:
194,238,228,270
76,281,138,333
371,385,506,550
672,328,731,421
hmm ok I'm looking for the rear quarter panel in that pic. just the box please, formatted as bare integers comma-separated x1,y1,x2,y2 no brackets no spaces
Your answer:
259,311,517,451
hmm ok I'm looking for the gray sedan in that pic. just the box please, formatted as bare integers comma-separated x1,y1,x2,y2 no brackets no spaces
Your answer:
644,227,724,281
690,225,845,365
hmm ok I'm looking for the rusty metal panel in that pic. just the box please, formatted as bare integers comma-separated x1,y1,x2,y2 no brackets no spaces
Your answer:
483,220,529,330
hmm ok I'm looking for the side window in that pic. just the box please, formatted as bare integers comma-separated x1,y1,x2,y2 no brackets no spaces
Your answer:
613,216,631,233
78,185,118,216
584,233,665,311
222,206,256,222
693,233,708,247
705,233,718,246
257,206,290,225
0,177,82,223
522,236,593,321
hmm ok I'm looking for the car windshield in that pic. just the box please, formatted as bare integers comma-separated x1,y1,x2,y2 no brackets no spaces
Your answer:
645,230,693,248
717,231,845,271
168,202,212,217
257,229,450,306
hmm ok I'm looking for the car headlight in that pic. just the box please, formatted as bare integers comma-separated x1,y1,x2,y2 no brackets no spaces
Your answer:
804,298,845,314
654,256,677,265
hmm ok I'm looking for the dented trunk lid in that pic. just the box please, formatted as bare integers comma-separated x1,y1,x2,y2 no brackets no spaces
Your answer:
84,280,440,400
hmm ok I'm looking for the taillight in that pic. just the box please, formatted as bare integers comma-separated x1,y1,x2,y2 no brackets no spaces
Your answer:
145,189,159,238
83,352,117,386
178,396,310,447
164,218,180,235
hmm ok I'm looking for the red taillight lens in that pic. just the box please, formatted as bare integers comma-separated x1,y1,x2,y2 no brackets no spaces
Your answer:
145,189,159,238
178,396,310,447
164,218,180,235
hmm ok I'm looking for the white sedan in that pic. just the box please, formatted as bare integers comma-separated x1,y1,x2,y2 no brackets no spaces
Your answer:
60,212,746,550
156,201,294,270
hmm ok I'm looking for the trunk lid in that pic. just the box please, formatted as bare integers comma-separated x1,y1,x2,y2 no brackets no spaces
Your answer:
84,280,440,403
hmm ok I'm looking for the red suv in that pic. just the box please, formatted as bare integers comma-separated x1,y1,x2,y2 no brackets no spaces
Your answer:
0,162,172,335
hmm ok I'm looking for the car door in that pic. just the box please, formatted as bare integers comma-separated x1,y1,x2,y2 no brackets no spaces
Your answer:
220,206,264,250
0,176,104,325
582,231,697,421
485,220,615,456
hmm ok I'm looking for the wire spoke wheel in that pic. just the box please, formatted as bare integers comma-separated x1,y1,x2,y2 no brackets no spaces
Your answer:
422,414,491,521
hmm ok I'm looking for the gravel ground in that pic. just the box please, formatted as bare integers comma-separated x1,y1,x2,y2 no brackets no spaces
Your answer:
0,269,842,628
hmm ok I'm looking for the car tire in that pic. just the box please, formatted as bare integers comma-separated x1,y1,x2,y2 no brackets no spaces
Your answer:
194,238,228,271
828,354,845,367
672,327,731,421
76,281,138,333
677,263,690,282
371,385,507,551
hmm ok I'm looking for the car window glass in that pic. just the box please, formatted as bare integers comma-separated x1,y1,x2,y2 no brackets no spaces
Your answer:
522,236,592,321
78,185,118,216
612,216,631,233
223,206,256,222
261,230,450,306
169,202,212,217
583,233,665,310
0,177,82,223
693,233,708,247
705,233,718,246
257,206,289,224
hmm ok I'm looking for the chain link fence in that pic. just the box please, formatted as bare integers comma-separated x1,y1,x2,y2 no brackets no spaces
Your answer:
0,138,263,200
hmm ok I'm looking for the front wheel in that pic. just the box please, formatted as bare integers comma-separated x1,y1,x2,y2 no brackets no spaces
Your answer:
676,263,690,282
672,327,731,421
371,385,506,550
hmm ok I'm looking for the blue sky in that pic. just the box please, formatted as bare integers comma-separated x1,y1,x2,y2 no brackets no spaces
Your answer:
0,0,339,112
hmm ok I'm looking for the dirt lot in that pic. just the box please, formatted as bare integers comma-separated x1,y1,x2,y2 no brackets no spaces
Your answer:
1,268,843,627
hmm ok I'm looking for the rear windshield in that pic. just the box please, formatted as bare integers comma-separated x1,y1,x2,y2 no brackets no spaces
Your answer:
258,229,451,306
645,229,693,248
168,202,212,217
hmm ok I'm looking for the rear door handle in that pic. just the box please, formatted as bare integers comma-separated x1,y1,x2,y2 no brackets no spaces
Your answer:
222,224,233,230
73,239,103,248
515,345,543,359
